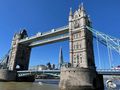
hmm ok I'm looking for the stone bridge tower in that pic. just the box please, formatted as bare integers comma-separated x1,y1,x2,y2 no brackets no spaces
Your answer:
59,4,104,90
7,30,31,71
69,4,95,68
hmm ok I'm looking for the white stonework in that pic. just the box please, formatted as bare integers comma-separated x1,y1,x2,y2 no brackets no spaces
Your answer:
59,4,104,90
69,4,95,68
7,30,31,71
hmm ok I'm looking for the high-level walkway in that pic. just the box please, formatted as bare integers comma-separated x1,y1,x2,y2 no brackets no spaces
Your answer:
19,26,69,47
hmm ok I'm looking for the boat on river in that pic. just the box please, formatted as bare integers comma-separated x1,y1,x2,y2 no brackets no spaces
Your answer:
106,80,116,89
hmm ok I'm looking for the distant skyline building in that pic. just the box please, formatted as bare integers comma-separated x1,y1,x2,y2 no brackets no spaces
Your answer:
58,47,64,68
29,65,47,70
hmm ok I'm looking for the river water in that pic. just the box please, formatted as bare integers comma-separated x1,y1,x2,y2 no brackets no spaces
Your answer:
0,78,120,90
0,79,59,90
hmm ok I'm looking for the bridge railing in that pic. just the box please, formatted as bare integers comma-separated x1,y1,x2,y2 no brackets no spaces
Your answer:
19,25,69,43
42,25,68,35
97,69,120,72
17,70,60,73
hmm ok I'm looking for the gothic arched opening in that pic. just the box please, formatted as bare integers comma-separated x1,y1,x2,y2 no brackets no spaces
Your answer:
93,78,97,88
16,65,21,71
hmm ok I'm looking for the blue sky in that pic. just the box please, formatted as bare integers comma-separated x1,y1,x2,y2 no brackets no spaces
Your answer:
0,0,120,69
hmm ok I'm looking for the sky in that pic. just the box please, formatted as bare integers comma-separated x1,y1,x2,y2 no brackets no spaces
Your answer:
0,0,120,69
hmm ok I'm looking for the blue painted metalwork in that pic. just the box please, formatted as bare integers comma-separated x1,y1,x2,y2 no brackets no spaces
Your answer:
17,69,120,77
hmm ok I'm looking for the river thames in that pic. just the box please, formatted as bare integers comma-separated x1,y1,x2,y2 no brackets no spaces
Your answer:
0,78,120,90
0,79,59,90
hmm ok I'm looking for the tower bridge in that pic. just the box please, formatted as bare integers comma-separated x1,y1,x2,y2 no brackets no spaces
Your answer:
0,3,120,90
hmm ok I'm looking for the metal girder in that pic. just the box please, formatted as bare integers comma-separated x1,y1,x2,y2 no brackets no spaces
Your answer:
19,25,69,45
86,26,120,54
29,34,69,47
17,69,120,76
97,69,120,75
0,49,11,69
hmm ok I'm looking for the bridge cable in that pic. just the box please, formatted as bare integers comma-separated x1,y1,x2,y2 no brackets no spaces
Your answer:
118,40,120,55
117,39,120,67
86,26,120,54
87,26,120,69
118,40,120,67
106,36,112,69
96,32,102,69
109,47,114,68
0,49,11,69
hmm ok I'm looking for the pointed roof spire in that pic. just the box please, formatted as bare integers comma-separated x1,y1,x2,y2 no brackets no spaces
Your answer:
87,15,92,26
78,4,81,12
59,47,64,68
80,2,85,11
88,15,91,21
80,3,87,17
69,7,72,16
79,4,81,9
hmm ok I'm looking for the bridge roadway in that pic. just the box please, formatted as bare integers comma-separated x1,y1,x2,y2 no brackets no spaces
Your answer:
17,69,120,76
19,25,69,47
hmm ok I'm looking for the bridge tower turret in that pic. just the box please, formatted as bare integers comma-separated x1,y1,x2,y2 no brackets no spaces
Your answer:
69,3,95,68
59,4,104,90
8,29,31,71
58,47,64,68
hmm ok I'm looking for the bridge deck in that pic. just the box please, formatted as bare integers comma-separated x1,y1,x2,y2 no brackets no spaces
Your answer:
17,69,120,75
19,25,69,47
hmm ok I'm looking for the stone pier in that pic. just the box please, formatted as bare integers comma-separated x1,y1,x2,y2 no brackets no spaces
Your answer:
0,69,35,82
59,67,104,90
0,69,17,81
59,4,104,90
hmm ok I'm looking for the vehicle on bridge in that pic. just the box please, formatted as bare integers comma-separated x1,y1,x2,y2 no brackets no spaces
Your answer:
36,32,42,36
112,65,120,70
51,29,55,32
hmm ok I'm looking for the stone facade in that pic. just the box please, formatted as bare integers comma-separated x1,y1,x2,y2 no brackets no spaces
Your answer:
0,69,17,81
59,4,104,90
59,67,104,90
69,4,95,68
7,30,31,71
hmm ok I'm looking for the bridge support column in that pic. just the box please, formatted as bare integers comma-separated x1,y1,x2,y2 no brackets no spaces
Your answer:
60,4,104,90
8,30,31,71
59,67,104,90
2,29,33,82
0,69,17,81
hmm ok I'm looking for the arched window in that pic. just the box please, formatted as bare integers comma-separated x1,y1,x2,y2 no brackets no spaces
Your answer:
73,55,76,63
77,54,79,63
74,13,79,28
76,43,79,49
79,43,82,49
74,14,78,19
16,65,21,70
74,20,79,28
80,57,82,63
74,34,76,39
74,44,76,49
79,32,81,38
